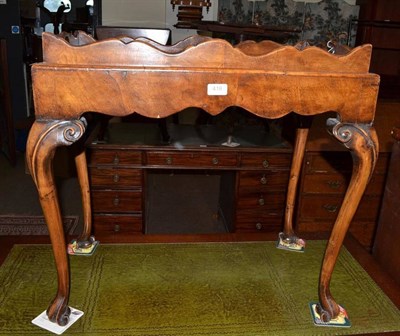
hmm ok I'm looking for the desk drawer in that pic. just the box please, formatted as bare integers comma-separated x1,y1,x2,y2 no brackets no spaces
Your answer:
92,190,142,213
238,171,289,191
299,195,380,221
89,168,142,188
305,153,389,175
235,211,283,232
88,149,142,166
240,153,291,170
146,151,238,167
302,173,385,196
93,214,142,234
236,192,286,211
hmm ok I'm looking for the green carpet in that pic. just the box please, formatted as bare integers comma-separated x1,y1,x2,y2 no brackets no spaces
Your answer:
0,242,399,335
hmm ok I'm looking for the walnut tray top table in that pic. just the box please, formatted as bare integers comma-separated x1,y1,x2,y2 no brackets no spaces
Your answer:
26,32,379,327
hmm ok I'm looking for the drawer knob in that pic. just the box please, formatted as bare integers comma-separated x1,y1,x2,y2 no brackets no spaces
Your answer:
114,224,120,232
323,204,338,213
260,175,267,185
166,157,173,165
255,222,263,230
262,160,269,168
113,154,119,165
212,157,219,165
113,196,120,206
327,180,342,189
258,197,265,206
113,174,120,183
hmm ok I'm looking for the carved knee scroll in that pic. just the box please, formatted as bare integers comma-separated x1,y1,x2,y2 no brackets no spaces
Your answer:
316,117,378,322
26,118,87,326
327,118,378,168
27,118,88,185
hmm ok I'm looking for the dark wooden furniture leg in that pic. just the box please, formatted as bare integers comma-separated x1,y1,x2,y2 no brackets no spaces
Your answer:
26,118,87,325
316,117,378,321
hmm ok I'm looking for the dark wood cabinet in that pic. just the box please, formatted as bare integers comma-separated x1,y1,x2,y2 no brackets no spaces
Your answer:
87,124,292,239
235,162,290,233
295,102,400,250
0,39,16,165
87,101,400,247
356,0,400,99
296,151,388,249
88,148,144,235
373,127,400,285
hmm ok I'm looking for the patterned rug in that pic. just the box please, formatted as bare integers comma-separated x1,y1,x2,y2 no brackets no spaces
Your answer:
0,241,399,335
0,215,79,235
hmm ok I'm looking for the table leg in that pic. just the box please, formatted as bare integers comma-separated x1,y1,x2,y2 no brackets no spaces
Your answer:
26,118,87,326
281,127,309,242
316,117,378,321
74,150,95,248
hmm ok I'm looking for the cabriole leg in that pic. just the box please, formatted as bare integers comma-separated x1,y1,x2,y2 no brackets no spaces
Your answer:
316,117,378,322
278,117,311,252
74,149,95,248
26,118,87,326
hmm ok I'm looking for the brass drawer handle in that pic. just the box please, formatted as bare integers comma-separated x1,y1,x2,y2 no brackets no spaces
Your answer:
113,174,120,183
258,197,265,206
165,157,173,165
113,196,120,206
114,224,120,232
327,180,342,189
113,154,119,165
262,160,269,168
323,204,338,213
255,222,263,230
212,157,219,165
260,175,267,185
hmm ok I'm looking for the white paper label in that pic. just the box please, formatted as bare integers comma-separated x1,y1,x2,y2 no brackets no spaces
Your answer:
0,0,7,4
32,307,84,335
207,84,228,96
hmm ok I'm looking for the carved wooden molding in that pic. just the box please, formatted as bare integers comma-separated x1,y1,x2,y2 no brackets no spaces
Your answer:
40,32,372,73
32,32,379,123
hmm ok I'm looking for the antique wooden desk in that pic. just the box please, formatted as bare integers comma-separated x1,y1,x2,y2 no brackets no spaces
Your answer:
26,32,379,326
195,20,301,43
